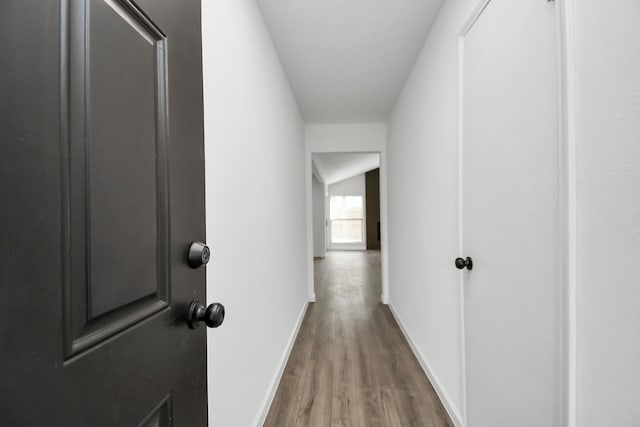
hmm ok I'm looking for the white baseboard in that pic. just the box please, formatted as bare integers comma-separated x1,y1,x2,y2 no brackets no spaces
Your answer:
327,246,366,251
252,299,309,427
308,293,316,302
388,303,463,427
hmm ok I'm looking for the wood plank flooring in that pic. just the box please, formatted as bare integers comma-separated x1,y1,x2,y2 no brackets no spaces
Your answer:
264,251,454,426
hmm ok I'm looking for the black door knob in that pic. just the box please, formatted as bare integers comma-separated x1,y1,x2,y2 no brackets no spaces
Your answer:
187,300,225,329
455,257,473,270
188,242,210,268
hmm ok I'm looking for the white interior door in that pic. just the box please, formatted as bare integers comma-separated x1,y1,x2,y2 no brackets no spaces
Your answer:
461,0,560,425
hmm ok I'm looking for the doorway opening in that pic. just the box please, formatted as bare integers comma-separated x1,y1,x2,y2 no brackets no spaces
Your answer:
306,151,388,303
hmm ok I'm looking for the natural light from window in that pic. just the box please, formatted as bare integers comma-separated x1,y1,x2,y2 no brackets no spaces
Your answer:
329,195,364,244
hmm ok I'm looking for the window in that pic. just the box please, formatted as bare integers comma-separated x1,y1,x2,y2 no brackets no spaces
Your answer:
329,195,364,244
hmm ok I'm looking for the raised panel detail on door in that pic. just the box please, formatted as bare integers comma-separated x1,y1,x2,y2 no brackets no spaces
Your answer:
64,0,170,358
138,394,173,427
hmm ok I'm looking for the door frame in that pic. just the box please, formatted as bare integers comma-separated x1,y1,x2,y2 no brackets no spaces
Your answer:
305,141,390,304
456,0,577,425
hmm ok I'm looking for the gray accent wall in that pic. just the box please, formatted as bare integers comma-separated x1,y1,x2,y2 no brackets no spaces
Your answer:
365,168,381,250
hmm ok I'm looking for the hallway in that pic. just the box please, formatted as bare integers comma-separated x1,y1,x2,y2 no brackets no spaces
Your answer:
264,251,452,426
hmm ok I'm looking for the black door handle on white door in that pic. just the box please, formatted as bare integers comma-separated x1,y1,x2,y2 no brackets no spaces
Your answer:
455,257,473,271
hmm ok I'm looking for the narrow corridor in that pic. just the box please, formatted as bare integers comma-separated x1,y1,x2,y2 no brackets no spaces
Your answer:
264,251,453,426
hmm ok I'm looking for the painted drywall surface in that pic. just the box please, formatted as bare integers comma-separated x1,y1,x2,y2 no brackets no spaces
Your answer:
306,122,386,152
256,0,443,123
328,174,367,251
312,152,380,185
312,175,326,258
329,173,366,197
574,1,640,425
201,2,308,426
386,0,484,422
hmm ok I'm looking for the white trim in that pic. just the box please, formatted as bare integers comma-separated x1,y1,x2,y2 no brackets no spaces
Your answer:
252,300,309,427
456,3,493,423
326,247,367,252
328,244,368,251
389,303,463,427
379,145,390,304
456,28,468,427
558,1,577,425
460,0,492,37
311,161,324,183
305,152,316,301
324,183,329,255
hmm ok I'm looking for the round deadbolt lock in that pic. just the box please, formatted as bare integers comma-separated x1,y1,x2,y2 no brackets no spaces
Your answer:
188,242,210,268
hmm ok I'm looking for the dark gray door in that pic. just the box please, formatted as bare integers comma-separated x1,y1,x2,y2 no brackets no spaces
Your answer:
1,0,209,425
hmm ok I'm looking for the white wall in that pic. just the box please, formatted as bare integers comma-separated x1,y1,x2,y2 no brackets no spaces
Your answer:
328,174,367,251
312,175,326,258
305,122,390,302
386,0,486,424
199,0,640,425
306,123,387,152
201,2,308,426
329,173,366,195
389,1,640,426
573,1,640,425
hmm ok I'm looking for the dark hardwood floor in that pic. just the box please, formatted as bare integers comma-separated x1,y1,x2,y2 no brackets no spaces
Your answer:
264,251,454,426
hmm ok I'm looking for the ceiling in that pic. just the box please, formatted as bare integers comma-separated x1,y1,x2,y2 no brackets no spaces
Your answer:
312,153,380,185
257,0,444,123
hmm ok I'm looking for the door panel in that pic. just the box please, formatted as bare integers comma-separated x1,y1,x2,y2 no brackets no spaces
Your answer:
88,0,165,319
461,0,560,425
66,0,171,357
0,0,207,425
